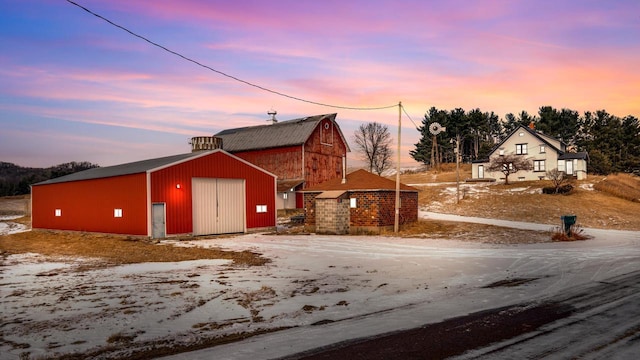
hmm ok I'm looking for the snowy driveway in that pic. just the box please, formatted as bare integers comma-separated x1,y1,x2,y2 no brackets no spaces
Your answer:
2,214,639,359
165,222,640,360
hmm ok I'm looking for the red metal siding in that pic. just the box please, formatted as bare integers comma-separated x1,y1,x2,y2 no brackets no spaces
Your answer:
31,173,148,235
150,151,276,235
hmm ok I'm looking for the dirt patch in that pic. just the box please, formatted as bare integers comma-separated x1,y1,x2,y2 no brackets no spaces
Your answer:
0,229,269,267
392,220,552,245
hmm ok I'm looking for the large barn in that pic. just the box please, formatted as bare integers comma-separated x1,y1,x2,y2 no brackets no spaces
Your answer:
213,113,350,209
31,150,276,238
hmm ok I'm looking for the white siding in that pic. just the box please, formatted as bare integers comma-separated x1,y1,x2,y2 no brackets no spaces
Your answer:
192,178,245,235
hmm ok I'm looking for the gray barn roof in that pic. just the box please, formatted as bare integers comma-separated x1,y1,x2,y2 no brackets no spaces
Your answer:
214,113,350,152
34,152,204,186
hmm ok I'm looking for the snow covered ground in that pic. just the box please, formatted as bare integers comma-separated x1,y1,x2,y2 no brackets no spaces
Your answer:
1,215,639,359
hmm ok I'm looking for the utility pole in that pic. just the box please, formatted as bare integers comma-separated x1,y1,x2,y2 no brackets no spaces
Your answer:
394,102,401,233
455,133,461,204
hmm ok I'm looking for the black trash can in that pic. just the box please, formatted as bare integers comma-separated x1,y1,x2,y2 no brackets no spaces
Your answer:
561,215,577,235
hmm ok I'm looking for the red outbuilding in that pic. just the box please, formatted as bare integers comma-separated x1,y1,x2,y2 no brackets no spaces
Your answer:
31,150,276,238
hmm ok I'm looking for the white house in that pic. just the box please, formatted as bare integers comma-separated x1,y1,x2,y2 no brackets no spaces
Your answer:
472,125,589,181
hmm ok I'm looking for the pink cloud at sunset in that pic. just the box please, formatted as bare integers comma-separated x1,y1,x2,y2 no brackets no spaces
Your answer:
1,0,639,168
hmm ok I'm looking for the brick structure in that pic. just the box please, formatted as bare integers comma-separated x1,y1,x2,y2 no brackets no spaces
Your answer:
303,169,418,234
314,191,350,234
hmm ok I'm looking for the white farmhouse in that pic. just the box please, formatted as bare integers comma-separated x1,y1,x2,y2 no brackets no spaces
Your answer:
472,124,589,181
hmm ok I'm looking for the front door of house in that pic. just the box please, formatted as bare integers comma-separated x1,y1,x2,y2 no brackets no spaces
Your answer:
566,160,574,175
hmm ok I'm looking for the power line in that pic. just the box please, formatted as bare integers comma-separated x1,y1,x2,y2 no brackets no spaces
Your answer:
65,0,398,111
401,104,421,131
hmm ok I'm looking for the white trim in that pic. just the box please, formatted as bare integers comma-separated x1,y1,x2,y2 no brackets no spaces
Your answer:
146,172,152,237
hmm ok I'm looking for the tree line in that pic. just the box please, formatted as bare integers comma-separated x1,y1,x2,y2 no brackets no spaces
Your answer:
410,106,640,175
0,161,99,196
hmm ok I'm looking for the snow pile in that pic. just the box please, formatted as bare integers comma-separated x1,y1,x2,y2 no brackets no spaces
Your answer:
2,218,640,359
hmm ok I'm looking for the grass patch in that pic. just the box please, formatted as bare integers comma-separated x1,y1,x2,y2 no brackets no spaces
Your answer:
415,173,640,231
593,173,640,202
0,230,269,266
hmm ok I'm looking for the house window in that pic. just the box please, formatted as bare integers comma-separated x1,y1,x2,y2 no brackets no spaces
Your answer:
558,160,566,172
516,143,528,155
478,165,484,179
256,205,267,213
503,163,514,171
540,145,545,153
350,198,357,208
114,208,123,218
499,149,505,156
55,209,62,217
534,160,545,172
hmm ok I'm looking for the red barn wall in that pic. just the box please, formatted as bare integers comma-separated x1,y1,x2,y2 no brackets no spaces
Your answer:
150,151,276,235
303,118,348,188
32,173,148,235
231,146,303,181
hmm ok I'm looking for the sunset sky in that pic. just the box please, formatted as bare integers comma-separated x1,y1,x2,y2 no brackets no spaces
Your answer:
1,0,639,168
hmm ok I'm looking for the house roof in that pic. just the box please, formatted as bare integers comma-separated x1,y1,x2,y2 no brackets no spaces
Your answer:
214,113,350,152
302,169,418,192
489,125,564,157
558,151,589,160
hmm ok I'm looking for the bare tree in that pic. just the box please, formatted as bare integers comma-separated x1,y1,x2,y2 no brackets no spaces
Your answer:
546,168,569,193
353,122,393,175
486,154,533,184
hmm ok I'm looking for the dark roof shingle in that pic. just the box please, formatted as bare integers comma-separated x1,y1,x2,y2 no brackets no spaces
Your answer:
34,152,204,185
215,113,349,152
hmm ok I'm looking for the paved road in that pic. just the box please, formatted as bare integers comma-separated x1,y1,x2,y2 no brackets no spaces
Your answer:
284,270,640,359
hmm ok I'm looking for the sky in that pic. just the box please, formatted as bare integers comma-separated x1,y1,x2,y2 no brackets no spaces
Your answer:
1,0,639,168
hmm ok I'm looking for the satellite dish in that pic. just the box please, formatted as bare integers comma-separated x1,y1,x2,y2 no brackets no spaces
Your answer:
429,122,446,135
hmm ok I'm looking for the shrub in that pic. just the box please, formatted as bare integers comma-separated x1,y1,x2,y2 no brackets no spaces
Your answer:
542,184,573,194
550,224,589,241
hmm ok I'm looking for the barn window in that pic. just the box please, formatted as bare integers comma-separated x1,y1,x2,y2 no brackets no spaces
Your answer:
282,193,288,199
114,208,123,217
350,198,357,208
55,209,61,217
256,205,267,213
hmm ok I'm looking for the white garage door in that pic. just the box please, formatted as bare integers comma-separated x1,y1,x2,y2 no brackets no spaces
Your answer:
192,178,245,235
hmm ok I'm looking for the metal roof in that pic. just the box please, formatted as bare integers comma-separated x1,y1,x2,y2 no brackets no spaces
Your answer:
214,113,350,152
558,151,589,160
34,152,205,186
